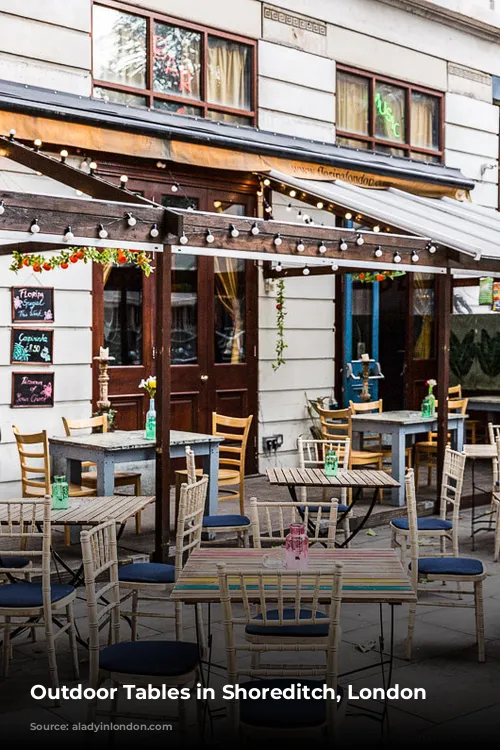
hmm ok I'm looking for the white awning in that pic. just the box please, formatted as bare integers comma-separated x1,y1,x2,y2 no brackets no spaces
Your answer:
267,170,500,263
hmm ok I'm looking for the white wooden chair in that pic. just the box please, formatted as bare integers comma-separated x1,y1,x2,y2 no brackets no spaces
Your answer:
405,469,486,662
217,561,345,741
0,496,79,690
297,437,351,544
119,449,207,642
491,435,500,562
250,499,338,549
391,446,466,567
81,519,202,732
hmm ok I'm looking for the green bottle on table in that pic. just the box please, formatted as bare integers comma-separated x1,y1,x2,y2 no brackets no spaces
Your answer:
51,476,69,510
324,448,338,477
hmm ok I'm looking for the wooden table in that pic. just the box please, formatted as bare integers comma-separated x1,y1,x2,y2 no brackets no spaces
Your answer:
266,467,399,546
351,411,467,506
171,548,416,605
49,429,223,515
464,443,497,550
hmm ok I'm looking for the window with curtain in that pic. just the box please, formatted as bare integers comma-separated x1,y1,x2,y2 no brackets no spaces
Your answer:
93,2,255,123
214,257,246,364
413,273,435,360
336,67,442,161
104,265,143,365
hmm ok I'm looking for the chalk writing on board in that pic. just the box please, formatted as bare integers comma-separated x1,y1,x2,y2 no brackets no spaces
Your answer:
12,372,54,408
11,329,53,364
12,287,54,322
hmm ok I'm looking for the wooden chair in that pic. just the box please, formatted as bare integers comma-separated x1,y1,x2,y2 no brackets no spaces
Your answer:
13,426,96,547
391,447,466,567
414,398,468,487
0,496,79,689
80,519,201,731
451,384,479,443
216,561,345,741
119,450,207,643
62,415,143,535
250,499,338,549
297,437,351,544
492,436,500,562
349,399,413,468
405,469,486,662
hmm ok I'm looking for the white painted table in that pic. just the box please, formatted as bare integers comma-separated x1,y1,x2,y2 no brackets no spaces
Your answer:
351,411,466,506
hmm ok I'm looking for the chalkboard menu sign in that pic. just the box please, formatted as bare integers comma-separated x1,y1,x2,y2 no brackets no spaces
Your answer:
12,372,54,408
12,287,54,323
11,329,53,364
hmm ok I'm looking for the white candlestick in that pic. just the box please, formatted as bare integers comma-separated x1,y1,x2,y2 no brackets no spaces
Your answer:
361,353,370,362
99,346,109,360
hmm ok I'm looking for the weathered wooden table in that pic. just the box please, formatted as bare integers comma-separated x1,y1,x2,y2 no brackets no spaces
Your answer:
464,443,497,550
351,410,467,506
467,396,500,424
49,429,223,515
266,467,399,546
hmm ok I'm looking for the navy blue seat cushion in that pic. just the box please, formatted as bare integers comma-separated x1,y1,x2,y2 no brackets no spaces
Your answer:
99,640,199,676
411,558,484,576
119,562,175,584
392,517,452,531
239,679,344,728
0,556,30,569
203,514,250,528
300,504,350,514
0,582,74,607
246,608,329,637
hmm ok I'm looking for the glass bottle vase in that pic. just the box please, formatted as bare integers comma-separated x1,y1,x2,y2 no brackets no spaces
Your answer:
285,523,309,570
145,398,156,440
51,475,69,510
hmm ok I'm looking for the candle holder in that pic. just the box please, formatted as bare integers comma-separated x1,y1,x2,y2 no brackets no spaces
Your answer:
360,356,372,402
93,346,115,413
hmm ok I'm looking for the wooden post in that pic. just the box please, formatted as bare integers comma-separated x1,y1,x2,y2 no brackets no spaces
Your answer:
154,245,172,562
435,270,452,512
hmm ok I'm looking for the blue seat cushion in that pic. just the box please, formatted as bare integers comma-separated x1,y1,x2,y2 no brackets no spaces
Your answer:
246,608,329,637
392,517,452,531
239,679,344,728
299,504,350,514
411,558,484,576
119,562,175,584
0,556,30,569
0,582,74,607
203,514,251,528
99,640,199,676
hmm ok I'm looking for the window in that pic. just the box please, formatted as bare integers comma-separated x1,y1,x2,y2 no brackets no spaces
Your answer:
336,67,443,161
93,2,256,124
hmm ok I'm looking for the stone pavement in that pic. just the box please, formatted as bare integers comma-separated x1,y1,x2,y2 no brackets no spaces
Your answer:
0,460,499,746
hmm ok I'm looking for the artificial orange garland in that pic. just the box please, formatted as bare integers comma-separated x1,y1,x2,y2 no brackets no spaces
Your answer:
9,247,154,276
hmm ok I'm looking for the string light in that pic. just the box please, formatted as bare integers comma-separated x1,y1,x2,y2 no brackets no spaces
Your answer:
373,225,380,233
251,222,260,236
428,242,437,254
89,161,97,175
331,262,339,271
229,224,240,238
297,211,302,219
296,239,305,253
286,203,292,212
33,139,42,151
316,201,324,209
256,189,263,197
98,224,108,239
8,129,16,140
411,251,419,263
213,200,222,208
275,262,283,273
171,183,179,193
60,149,68,163
303,266,310,276
263,178,271,187
150,223,160,238
303,214,310,223
64,226,74,242
356,233,365,246
0,200,4,216
30,219,40,234
120,175,128,188
179,232,189,245
126,213,137,227
374,246,383,258
345,212,352,220
289,190,297,198
394,251,402,264
318,241,327,254
339,238,348,251
205,229,215,243
273,233,282,246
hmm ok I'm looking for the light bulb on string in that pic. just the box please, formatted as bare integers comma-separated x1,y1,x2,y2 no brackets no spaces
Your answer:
303,266,310,276
273,233,282,247
150,223,160,238
256,189,263,197
30,219,40,234
411,251,419,263
428,242,437,254
98,224,108,239
33,139,42,151
356,233,365,246
8,129,16,140
296,239,305,253
374,246,383,258
120,175,129,188
250,222,260,236
275,262,283,273
179,232,189,245
263,178,271,187
339,238,348,251
286,203,292,212
394,251,402,264
205,229,215,244
0,200,5,216
171,183,179,193
229,224,239,238
331,262,339,271
126,213,137,227
345,212,352,220
60,150,68,163
89,161,97,175
303,214,310,223
373,225,380,233
64,226,74,242
289,190,296,198
316,201,324,209
318,241,327,254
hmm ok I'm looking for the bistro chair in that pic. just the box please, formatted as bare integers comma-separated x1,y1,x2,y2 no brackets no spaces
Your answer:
12,426,96,547
391,447,466,567
62,415,143,535
0,496,79,690
414,398,468,487
491,435,500,562
250,499,339,549
404,469,486,662
216,561,345,741
450,384,479,443
297,437,351,543
81,519,201,732
119,454,207,643
349,399,413,468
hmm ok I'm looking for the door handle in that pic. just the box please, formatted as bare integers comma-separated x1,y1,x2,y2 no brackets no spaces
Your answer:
200,374,209,381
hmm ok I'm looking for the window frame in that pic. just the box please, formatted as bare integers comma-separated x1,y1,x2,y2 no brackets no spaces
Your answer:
92,0,258,123
336,64,444,161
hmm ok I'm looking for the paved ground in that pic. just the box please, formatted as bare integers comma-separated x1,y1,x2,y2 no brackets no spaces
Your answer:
1,459,499,747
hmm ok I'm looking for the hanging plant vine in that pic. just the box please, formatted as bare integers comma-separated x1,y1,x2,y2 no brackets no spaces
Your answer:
352,270,405,283
272,278,287,371
9,247,154,276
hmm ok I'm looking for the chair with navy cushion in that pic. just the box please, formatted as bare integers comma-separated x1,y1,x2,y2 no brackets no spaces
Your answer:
217,561,345,741
404,469,486,662
0,496,79,688
391,446,465,567
81,519,201,731
119,454,208,642
298,437,352,544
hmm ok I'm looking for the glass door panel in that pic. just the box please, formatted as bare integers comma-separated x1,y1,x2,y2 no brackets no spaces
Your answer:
214,257,246,364
104,265,143,365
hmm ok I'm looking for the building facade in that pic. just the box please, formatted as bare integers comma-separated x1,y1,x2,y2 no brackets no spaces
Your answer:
0,0,499,495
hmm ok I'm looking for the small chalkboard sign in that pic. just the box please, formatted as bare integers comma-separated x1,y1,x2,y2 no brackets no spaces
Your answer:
11,329,53,364
12,372,54,408
12,287,54,323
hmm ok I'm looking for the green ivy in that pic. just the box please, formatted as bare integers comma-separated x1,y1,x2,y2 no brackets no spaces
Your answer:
272,278,287,371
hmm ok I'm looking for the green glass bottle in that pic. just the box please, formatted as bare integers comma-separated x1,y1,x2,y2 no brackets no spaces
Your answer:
145,398,156,440
421,395,431,418
51,475,69,510
324,449,338,477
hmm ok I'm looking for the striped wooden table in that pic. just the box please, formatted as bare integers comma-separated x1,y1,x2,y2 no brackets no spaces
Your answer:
0,495,154,527
171,548,416,605
266,467,399,489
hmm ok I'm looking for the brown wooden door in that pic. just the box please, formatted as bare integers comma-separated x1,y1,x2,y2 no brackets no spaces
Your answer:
406,272,437,409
